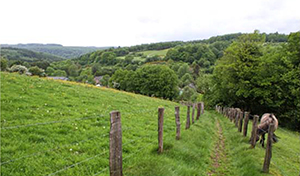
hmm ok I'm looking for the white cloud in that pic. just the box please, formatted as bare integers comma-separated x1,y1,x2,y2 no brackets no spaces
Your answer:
1,0,299,46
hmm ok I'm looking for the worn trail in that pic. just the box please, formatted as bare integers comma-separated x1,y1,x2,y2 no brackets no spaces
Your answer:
207,119,227,176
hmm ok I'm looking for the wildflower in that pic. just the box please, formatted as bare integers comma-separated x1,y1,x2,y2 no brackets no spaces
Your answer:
70,148,72,151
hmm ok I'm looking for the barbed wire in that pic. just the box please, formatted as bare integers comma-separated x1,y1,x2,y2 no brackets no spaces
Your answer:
47,149,109,176
0,134,108,165
1,115,105,130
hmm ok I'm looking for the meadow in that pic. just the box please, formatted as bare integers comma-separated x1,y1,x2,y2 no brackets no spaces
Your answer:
1,72,299,176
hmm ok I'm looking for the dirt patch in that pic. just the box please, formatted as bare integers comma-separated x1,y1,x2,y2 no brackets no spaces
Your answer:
207,120,226,176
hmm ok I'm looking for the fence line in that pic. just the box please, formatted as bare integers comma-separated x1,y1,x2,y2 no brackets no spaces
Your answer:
2,102,205,175
1,126,133,166
1,115,105,130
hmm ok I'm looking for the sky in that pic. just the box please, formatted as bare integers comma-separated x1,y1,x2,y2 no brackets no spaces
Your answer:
1,0,300,47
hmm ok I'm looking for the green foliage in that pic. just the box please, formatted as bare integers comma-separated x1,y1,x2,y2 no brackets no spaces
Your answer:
68,64,80,77
8,65,28,74
46,67,55,76
0,57,8,71
2,44,109,59
53,70,67,77
100,75,110,87
28,66,45,77
179,86,198,102
204,31,300,130
180,73,194,88
1,47,65,62
110,65,179,100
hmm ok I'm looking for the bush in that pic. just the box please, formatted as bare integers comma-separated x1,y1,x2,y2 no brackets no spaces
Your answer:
9,65,28,74
29,66,46,77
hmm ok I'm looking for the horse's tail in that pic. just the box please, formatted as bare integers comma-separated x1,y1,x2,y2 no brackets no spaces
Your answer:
272,133,280,143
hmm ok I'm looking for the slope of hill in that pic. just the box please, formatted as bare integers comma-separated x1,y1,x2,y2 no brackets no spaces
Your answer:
1,72,299,176
1,44,111,59
1,47,65,62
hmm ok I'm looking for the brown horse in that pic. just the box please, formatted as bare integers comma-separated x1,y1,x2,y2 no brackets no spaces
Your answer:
256,113,279,147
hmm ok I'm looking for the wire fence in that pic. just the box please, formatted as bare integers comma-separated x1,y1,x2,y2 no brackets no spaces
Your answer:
1,106,186,175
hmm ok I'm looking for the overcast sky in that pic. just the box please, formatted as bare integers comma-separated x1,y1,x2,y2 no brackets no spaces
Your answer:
1,0,299,47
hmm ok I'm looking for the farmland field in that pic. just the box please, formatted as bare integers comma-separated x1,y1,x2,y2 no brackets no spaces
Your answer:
1,72,299,176
137,49,170,58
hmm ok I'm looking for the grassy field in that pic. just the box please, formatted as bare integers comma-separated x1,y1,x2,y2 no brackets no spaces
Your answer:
1,72,299,176
137,49,169,58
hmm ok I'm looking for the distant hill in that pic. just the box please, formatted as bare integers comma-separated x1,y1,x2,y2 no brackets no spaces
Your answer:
1,43,111,59
1,47,65,62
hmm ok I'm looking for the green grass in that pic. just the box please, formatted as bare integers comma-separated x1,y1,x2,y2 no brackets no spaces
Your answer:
214,111,300,176
1,72,299,176
137,49,170,58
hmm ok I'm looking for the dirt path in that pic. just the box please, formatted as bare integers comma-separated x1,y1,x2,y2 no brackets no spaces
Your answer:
207,119,227,176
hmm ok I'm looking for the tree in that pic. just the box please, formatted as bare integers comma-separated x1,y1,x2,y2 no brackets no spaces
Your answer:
180,73,193,88
68,64,79,77
29,66,45,77
9,65,28,74
46,67,55,76
177,63,190,79
100,75,110,87
0,57,8,71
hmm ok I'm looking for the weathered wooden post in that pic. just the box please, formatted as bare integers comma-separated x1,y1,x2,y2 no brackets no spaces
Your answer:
262,123,275,173
196,103,201,120
238,111,244,132
235,109,239,127
186,106,190,129
250,115,259,148
158,108,164,154
243,112,250,137
109,111,122,176
175,106,180,140
191,104,195,124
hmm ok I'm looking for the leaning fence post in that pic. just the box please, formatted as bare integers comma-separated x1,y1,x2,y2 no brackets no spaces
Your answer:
243,112,250,137
262,123,275,173
238,111,244,132
175,106,180,140
109,111,122,176
158,108,164,154
250,115,259,148
196,103,201,120
186,105,191,129
191,104,195,124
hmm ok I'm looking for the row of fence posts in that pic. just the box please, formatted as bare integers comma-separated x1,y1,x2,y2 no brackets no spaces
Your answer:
109,102,204,176
215,105,275,173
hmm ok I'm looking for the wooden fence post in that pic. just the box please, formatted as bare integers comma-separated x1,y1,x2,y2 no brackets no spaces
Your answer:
235,110,239,127
238,111,244,132
262,123,275,173
109,111,122,176
243,112,250,137
196,103,201,120
175,106,180,140
250,115,259,148
186,106,190,129
191,104,195,124
158,108,164,154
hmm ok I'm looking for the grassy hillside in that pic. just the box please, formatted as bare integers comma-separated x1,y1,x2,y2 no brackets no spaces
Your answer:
1,72,299,176
1,47,65,62
2,44,110,59
137,49,170,58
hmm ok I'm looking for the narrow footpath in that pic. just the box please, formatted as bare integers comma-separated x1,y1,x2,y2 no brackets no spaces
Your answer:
207,119,227,176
